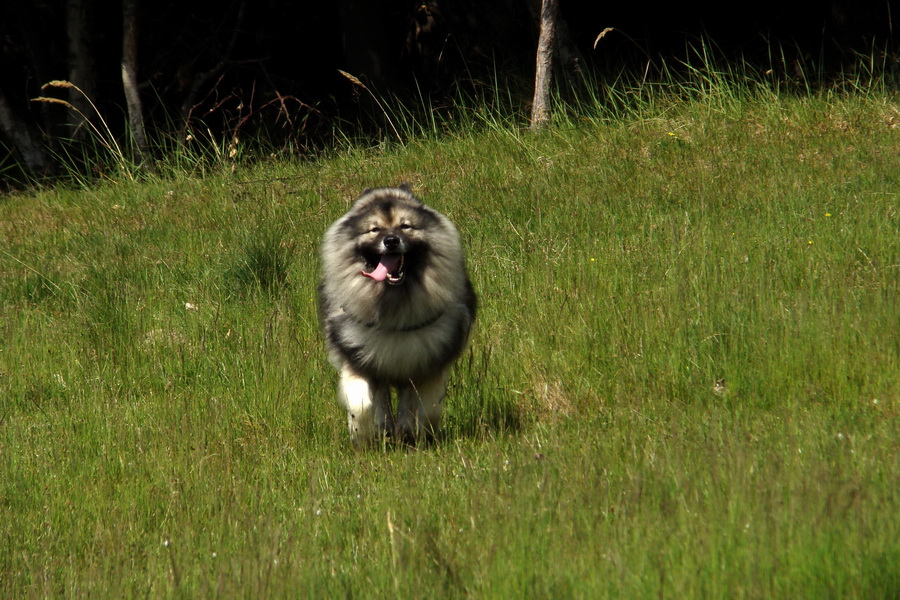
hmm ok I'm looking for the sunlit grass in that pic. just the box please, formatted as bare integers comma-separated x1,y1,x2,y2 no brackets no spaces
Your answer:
1,62,898,598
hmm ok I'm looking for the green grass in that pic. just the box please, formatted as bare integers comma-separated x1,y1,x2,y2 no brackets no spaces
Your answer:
1,70,898,598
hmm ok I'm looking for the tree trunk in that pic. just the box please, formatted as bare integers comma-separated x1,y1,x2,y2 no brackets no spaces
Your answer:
554,14,584,91
66,0,96,138
337,0,398,91
0,90,50,175
122,0,146,156
530,0,557,129
527,0,582,94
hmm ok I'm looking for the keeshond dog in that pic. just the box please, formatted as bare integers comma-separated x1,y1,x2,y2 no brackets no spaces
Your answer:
317,185,476,446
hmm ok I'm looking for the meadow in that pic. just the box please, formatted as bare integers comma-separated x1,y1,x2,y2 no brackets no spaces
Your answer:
1,66,898,598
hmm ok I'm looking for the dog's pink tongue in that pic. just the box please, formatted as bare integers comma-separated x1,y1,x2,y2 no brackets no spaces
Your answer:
361,254,401,282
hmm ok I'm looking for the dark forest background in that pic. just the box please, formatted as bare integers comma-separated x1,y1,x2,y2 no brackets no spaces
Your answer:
0,0,895,183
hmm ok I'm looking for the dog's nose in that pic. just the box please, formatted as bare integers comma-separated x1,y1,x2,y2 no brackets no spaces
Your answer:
383,235,400,250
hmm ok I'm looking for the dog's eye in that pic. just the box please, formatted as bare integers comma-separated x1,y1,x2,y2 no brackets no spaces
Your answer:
399,223,412,230
368,226,381,233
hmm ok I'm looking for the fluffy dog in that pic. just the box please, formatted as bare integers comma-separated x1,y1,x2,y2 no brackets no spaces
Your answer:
317,185,476,445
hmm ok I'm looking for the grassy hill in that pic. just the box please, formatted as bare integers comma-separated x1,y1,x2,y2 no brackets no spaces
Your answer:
1,70,898,597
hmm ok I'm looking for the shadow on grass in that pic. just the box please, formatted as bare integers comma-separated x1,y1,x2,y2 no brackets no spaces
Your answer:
227,223,297,297
443,344,522,442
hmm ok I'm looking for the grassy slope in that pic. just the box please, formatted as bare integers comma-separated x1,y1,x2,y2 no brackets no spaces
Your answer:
1,87,898,598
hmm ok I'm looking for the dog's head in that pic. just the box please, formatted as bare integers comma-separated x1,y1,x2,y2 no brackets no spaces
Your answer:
338,184,450,286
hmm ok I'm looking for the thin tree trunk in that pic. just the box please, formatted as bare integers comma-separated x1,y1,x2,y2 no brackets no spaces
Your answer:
530,0,557,129
179,0,246,126
122,0,146,156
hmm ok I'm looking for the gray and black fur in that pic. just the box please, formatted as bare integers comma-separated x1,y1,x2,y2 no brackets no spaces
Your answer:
318,185,476,445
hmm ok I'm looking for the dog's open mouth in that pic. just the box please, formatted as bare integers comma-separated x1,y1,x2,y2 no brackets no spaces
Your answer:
361,253,405,285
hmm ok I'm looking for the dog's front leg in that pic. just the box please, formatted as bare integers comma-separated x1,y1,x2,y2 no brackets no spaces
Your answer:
338,367,394,446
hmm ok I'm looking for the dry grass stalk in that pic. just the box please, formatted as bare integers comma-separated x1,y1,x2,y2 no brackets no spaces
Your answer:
32,80,134,181
338,70,402,143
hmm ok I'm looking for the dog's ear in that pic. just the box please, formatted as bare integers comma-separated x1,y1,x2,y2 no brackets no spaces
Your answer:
397,182,413,193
